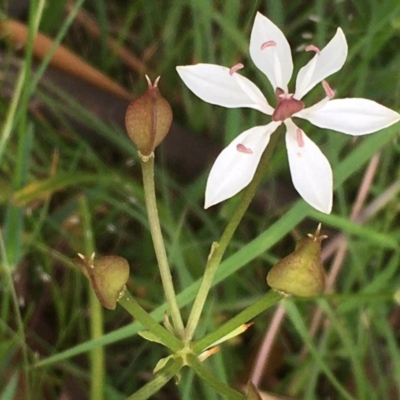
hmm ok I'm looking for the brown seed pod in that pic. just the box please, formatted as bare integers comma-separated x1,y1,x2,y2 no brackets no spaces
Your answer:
125,76,173,155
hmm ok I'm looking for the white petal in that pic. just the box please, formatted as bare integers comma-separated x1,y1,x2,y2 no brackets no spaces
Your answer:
205,122,281,208
249,12,293,92
176,64,273,114
298,98,400,135
294,28,347,100
285,119,333,213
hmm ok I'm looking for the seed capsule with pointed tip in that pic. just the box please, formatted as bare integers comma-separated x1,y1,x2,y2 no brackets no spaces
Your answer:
75,255,130,310
125,75,173,156
267,225,326,297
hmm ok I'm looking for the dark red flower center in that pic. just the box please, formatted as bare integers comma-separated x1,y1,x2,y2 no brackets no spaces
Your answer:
272,88,305,122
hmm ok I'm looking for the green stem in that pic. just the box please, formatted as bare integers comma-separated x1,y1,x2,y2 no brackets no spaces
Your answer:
126,358,183,400
186,354,245,399
89,286,105,400
193,290,284,353
80,197,104,400
184,130,282,341
118,289,182,352
140,153,185,337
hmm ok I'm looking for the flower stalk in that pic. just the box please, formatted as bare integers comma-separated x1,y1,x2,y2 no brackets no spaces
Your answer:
184,130,282,341
140,153,185,337
118,289,182,352
193,290,284,353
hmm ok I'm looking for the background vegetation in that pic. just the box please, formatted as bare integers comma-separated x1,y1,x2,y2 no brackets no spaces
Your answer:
1,0,400,399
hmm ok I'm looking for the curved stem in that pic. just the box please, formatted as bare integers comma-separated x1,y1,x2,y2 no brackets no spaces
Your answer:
184,130,282,341
118,289,182,352
140,153,185,337
193,290,284,353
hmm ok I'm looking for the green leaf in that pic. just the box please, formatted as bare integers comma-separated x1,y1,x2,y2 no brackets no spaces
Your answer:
138,330,165,345
153,355,173,374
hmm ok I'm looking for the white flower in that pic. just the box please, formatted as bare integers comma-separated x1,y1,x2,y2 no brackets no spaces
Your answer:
176,12,400,214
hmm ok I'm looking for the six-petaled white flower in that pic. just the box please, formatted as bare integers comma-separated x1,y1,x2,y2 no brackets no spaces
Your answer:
176,12,400,213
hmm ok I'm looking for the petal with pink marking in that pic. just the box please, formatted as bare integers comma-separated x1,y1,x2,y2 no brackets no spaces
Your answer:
298,98,400,135
205,122,281,208
249,12,293,92
294,28,347,100
176,64,273,114
285,120,333,213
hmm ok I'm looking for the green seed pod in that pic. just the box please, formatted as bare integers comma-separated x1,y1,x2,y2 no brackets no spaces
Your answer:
125,75,173,156
75,254,130,310
266,225,326,297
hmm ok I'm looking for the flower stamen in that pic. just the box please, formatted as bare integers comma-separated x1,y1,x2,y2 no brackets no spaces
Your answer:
236,144,253,154
322,80,335,99
305,44,321,54
229,63,244,75
296,129,305,147
261,40,276,50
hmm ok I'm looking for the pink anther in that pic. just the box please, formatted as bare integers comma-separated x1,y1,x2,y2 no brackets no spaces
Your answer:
305,44,321,54
261,40,276,50
229,63,244,75
236,144,253,154
322,80,335,99
296,129,305,147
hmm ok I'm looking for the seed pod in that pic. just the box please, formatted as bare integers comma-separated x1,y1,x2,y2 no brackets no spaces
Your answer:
125,75,173,156
267,225,326,297
75,254,130,310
